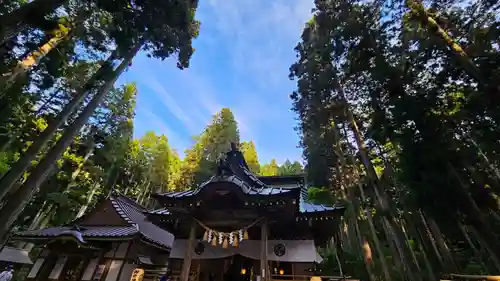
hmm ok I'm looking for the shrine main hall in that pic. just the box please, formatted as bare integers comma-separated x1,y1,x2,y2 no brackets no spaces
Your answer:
13,145,345,281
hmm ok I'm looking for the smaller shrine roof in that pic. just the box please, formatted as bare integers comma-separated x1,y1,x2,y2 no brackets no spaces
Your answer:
15,225,139,239
14,194,174,249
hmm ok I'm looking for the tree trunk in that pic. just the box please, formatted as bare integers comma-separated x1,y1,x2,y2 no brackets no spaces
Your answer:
469,226,500,272
382,157,430,279
0,50,117,201
405,0,487,88
447,163,500,262
66,138,95,190
75,181,100,218
426,215,457,273
457,221,487,272
0,45,139,242
418,210,446,270
19,203,56,251
0,0,68,45
404,213,437,281
345,153,392,281
334,80,418,281
105,163,119,198
331,121,378,281
24,206,57,251
0,25,72,91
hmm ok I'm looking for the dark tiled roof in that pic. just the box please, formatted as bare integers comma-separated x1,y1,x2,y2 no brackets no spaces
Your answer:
15,226,139,238
155,147,299,200
299,188,344,214
15,195,175,249
157,174,294,199
110,195,175,248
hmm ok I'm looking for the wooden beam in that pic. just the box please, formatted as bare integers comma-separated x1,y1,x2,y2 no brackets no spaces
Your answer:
180,220,196,281
260,218,269,281
447,274,500,280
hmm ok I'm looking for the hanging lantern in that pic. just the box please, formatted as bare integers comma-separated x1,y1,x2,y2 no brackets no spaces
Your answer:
233,237,239,247
243,229,249,240
218,233,224,245
229,232,234,245
279,269,284,275
238,230,244,241
208,230,213,242
203,231,208,241
240,268,246,275
211,236,217,247
222,237,229,249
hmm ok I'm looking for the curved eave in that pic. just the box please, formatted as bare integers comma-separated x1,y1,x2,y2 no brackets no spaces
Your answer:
298,205,346,218
153,178,299,203
11,234,138,243
139,236,172,251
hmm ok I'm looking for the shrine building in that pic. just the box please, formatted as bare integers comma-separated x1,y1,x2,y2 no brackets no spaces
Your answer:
12,144,345,281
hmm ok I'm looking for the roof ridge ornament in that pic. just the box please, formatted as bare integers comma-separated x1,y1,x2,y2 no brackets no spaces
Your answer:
216,142,251,177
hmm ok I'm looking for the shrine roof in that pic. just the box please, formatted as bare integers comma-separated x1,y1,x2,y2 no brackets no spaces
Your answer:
298,188,343,214
153,146,302,200
156,175,295,199
151,145,344,217
15,225,139,239
13,194,174,249
149,187,344,216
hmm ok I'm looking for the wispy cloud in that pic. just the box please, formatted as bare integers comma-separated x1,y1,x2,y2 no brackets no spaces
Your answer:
141,76,201,134
123,0,313,163
135,107,190,153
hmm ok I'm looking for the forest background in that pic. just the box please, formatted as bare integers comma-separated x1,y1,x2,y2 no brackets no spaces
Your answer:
0,0,499,280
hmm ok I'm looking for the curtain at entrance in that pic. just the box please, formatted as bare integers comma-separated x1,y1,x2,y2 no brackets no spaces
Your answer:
169,240,322,263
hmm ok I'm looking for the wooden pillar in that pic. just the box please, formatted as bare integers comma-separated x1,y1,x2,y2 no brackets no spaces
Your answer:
180,220,197,281
260,219,269,281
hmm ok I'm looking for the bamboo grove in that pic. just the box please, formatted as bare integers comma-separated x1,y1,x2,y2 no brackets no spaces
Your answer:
289,0,500,279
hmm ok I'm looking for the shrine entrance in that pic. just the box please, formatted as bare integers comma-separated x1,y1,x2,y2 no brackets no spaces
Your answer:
223,255,253,281
60,256,86,281
196,255,253,281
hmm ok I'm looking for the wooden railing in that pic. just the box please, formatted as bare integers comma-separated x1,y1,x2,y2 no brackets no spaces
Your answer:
167,273,355,281
441,274,500,281
169,268,200,281
270,274,355,281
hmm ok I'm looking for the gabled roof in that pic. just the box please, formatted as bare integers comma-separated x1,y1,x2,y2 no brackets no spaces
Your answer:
154,147,298,200
152,146,344,216
14,194,174,249
110,194,174,248
156,175,295,199
15,226,139,239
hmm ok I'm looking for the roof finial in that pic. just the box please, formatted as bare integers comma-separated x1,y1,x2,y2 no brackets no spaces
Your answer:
230,142,238,152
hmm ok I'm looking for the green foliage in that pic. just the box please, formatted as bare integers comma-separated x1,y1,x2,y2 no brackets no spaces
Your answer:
290,0,500,278
176,108,240,188
260,159,279,176
240,141,260,174
307,186,337,206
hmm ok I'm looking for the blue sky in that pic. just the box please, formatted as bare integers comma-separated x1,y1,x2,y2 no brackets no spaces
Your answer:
116,0,315,164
